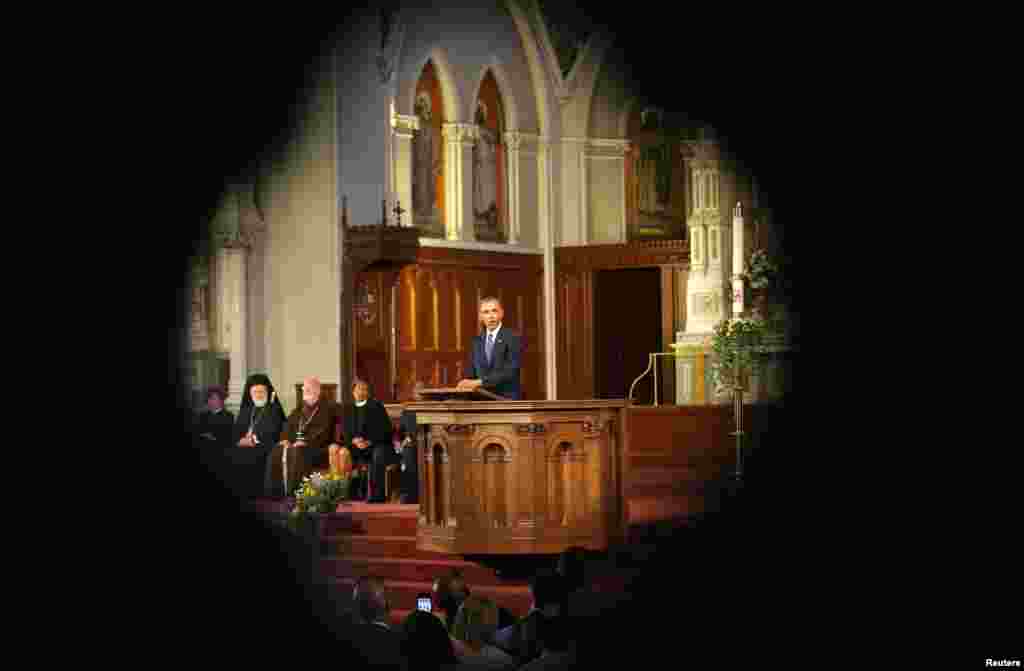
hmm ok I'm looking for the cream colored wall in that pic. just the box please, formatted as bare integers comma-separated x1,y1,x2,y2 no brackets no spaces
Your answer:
559,139,584,244
585,45,630,140
260,64,338,413
518,148,539,248
558,42,630,247
587,156,622,243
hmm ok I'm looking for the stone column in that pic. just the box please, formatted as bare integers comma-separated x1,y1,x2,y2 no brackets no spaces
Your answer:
219,243,249,414
677,142,730,403
680,141,729,341
188,265,211,353
442,122,477,241
211,185,263,414
620,140,631,243
538,134,558,399
392,113,419,228
503,130,523,244
338,196,355,407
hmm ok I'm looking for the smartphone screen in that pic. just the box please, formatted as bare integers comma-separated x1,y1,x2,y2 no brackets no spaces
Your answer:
417,597,432,612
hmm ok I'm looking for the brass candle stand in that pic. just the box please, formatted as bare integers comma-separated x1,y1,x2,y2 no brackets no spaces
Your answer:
729,368,745,480
627,350,682,407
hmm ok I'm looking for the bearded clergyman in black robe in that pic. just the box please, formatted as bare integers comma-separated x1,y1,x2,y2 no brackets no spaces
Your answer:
222,374,286,498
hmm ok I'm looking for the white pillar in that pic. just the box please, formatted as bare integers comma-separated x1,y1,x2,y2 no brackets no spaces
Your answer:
220,244,249,413
578,140,588,245
504,131,522,244
442,122,477,241
620,141,630,243
538,134,558,399
392,113,419,227
680,142,728,354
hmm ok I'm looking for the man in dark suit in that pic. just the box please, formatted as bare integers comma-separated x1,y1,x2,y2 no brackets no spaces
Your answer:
457,296,522,400
341,379,398,503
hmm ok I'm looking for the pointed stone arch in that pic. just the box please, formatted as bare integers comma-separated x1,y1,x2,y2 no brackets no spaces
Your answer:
471,67,510,243
503,0,555,140
469,57,520,133
404,46,463,124
410,57,449,237
560,31,612,141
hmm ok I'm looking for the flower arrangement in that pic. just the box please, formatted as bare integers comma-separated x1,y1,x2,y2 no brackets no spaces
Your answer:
743,248,780,290
709,316,766,393
290,471,351,516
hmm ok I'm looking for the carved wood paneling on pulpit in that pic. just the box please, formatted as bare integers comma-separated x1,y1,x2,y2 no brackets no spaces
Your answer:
408,399,625,555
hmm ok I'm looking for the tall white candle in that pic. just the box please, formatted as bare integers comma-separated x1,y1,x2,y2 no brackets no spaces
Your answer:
733,202,744,279
733,202,744,317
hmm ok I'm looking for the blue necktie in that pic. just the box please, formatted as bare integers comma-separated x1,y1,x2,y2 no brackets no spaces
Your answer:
485,331,495,364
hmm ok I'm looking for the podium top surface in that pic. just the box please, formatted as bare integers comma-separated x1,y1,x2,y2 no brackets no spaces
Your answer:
404,397,628,413
417,387,505,401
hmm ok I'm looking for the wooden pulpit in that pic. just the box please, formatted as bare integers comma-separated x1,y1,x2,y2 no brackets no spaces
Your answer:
405,398,627,554
417,387,506,401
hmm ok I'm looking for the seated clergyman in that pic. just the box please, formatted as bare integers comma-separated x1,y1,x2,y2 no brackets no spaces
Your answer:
264,376,343,498
332,379,398,503
195,385,234,447
225,374,287,498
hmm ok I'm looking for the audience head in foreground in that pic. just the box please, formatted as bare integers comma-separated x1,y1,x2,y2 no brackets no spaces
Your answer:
399,610,457,671
353,576,391,626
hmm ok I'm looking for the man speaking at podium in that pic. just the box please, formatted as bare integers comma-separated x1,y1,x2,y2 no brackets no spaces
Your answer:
456,296,522,400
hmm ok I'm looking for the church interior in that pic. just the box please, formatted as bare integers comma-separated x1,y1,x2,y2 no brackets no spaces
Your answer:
173,2,825,665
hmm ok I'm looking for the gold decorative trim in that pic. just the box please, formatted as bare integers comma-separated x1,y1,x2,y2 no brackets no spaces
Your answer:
442,122,478,144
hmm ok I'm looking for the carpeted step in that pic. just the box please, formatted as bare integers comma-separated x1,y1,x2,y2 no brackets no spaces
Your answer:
320,554,527,587
322,534,460,560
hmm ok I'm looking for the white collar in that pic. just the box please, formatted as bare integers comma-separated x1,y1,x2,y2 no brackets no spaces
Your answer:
486,324,502,339
355,399,368,408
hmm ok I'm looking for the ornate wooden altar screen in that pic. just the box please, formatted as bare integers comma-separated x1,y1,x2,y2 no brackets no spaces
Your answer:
406,395,626,554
